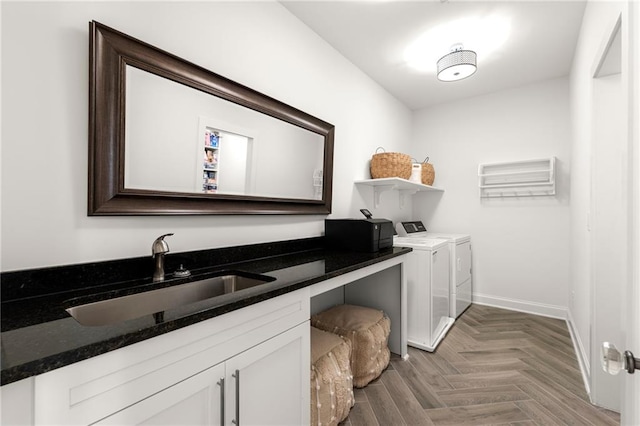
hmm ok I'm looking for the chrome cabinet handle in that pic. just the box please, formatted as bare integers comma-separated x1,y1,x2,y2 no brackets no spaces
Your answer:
217,378,225,425
232,370,240,425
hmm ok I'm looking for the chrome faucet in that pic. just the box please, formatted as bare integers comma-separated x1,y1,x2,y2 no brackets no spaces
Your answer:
152,233,174,282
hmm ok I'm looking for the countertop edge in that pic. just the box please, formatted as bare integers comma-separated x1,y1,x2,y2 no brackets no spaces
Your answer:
1,247,410,385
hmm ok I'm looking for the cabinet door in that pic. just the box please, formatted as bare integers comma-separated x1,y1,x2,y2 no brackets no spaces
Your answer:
96,363,225,426
224,322,310,426
1,377,34,426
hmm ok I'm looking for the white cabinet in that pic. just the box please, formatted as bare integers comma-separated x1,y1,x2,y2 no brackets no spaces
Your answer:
224,323,309,426
96,363,226,426
34,288,310,426
97,323,309,426
1,376,34,425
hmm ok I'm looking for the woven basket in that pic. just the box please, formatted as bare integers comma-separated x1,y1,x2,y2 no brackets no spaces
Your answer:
370,148,412,179
421,157,435,185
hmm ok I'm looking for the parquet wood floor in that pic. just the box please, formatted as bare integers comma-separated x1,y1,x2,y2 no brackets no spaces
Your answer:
340,304,620,426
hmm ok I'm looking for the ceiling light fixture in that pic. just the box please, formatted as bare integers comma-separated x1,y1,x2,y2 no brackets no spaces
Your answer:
404,15,509,75
437,44,477,82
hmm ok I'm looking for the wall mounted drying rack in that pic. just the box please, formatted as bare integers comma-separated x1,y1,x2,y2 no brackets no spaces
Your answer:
478,157,556,198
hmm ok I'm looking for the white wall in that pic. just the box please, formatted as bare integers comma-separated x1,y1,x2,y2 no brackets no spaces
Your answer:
0,1,412,271
412,78,572,317
568,0,626,387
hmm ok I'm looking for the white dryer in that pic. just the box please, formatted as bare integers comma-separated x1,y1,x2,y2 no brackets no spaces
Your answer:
397,222,472,319
394,232,454,352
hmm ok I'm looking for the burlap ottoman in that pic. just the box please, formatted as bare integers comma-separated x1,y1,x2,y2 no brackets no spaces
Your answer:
311,326,354,426
311,304,391,388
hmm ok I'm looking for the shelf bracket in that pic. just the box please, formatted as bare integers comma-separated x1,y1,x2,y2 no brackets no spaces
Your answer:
372,186,419,209
372,185,395,208
398,189,419,209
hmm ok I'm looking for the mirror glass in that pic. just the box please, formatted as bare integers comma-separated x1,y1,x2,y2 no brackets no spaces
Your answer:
124,66,325,200
88,21,334,215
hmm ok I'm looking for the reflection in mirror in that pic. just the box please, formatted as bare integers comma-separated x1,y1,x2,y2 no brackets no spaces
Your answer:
124,66,324,200
88,21,334,215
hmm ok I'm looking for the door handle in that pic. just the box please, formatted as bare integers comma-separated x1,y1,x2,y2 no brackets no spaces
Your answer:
601,342,640,375
217,378,225,425
232,369,240,425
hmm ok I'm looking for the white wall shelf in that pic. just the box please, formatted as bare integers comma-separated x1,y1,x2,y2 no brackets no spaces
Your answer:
355,178,444,208
478,157,556,198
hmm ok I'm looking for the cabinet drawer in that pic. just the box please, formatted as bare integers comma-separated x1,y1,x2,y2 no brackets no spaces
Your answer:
35,288,309,425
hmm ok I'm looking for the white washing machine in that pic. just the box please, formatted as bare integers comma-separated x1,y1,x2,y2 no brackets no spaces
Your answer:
397,221,472,318
394,231,454,352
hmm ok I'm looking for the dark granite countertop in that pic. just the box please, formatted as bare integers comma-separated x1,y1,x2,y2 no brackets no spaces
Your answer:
1,237,410,385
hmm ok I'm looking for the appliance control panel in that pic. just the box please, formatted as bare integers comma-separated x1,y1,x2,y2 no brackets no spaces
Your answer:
396,221,427,237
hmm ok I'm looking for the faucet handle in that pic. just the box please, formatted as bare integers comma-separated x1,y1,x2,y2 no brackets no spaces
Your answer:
152,233,174,256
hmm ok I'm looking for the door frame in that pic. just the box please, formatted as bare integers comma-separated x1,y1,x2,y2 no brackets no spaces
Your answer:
589,2,640,422
623,1,640,423
589,10,626,411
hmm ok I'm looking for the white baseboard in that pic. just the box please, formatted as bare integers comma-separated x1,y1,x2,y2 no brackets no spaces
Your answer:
472,292,567,319
566,309,592,398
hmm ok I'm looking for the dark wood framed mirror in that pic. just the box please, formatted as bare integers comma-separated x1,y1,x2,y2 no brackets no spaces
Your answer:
89,21,334,215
